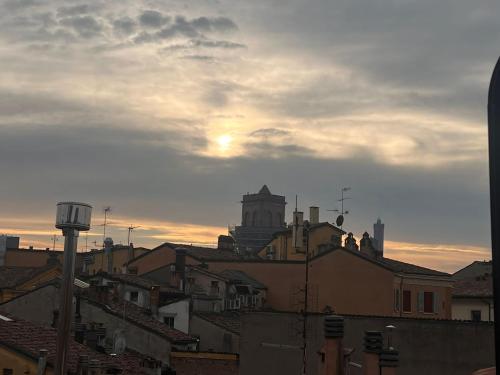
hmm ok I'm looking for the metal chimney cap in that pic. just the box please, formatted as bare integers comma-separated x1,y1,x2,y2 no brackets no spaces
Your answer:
55,202,92,231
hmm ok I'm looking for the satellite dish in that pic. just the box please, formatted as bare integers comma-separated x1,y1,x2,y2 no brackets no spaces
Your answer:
113,329,126,354
336,215,344,227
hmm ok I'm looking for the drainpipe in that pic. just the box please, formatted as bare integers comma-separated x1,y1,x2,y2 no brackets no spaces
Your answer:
36,349,48,375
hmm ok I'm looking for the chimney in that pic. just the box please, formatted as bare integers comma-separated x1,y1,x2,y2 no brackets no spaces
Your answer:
52,310,59,328
292,211,304,251
363,331,383,375
217,235,235,251
47,251,60,266
0,235,6,267
319,315,344,375
128,242,134,264
37,349,48,375
150,285,160,316
373,218,385,256
380,348,399,375
77,355,89,375
88,359,101,375
344,233,359,251
104,237,114,274
360,232,378,257
175,248,187,292
309,207,319,225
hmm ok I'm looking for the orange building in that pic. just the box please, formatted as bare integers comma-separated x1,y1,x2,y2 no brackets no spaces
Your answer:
127,241,452,319
86,244,150,275
257,222,344,260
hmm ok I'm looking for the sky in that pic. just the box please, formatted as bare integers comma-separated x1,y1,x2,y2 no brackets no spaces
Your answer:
0,0,499,273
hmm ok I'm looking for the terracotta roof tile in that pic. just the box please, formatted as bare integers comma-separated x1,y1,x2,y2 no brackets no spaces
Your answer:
85,296,196,343
453,274,493,297
0,314,145,374
0,264,59,289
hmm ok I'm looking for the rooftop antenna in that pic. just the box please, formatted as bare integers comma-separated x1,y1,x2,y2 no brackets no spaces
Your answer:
102,206,112,247
127,225,140,247
51,234,59,251
294,194,298,248
328,187,351,230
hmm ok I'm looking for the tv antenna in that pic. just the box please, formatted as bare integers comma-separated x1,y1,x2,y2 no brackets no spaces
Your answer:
101,206,112,247
328,187,351,230
127,225,139,246
51,234,58,251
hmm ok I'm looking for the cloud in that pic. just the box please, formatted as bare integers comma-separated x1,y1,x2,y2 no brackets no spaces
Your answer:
250,128,290,138
58,15,103,38
134,15,239,44
113,16,136,35
56,4,90,18
138,10,170,28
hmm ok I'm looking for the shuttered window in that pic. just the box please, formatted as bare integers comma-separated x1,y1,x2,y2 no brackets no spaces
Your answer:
402,290,411,312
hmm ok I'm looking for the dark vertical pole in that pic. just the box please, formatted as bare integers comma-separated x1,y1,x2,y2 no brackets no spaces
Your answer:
487,56,500,368
302,223,310,375
55,228,78,375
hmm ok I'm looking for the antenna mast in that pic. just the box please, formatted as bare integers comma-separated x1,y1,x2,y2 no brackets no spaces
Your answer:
327,187,351,230
127,225,140,246
51,234,58,251
102,206,111,246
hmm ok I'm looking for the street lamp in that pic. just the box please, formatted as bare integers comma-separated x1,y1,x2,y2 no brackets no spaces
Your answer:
54,202,92,375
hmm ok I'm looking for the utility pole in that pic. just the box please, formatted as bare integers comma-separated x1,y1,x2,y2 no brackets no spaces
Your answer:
301,221,310,375
487,56,500,370
54,202,92,375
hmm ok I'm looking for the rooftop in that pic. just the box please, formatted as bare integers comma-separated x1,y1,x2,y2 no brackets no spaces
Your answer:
193,311,242,335
0,264,60,289
453,274,493,298
85,296,196,344
97,272,183,295
0,313,145,374
219,269,267,289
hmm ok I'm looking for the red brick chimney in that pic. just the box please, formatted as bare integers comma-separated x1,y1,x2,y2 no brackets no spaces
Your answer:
379,348,399,375
150,285,160,316
319,315,344,375
363,331,383,375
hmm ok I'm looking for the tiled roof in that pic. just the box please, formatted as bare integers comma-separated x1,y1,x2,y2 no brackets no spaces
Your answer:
218,269,267,289
312,248,450,277
453,274,493,298
102,273,183,294
375,257,450,277
193,312,242,335
453,260,492,280
85,296,196,344
0,264,59,289
0,314,145,374
164,242,245,261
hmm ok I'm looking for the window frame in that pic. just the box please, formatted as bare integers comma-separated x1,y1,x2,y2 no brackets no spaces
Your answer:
402,290,412,313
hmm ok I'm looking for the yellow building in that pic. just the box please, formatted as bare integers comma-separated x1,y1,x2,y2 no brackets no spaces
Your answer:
86,245,150,275
258,222,344,261
0,264,61,303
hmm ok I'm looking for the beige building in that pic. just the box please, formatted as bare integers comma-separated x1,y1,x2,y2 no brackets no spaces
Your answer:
452,274,493,322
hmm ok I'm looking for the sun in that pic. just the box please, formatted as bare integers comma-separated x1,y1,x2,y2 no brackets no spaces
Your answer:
216,134,232,151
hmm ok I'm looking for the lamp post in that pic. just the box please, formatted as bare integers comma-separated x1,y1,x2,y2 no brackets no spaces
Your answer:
54,202,92,375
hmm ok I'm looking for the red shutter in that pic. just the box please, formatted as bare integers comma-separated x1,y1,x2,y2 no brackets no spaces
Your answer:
403,290,411,312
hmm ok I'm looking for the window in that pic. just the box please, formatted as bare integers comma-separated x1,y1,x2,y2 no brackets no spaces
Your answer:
210,281,219,295
418,292,438,313
130,291,138,303
394,289,400,312
402,290,411,312
424,292,434,313
3,370,13,375
164,316,175,328
471,310,482,322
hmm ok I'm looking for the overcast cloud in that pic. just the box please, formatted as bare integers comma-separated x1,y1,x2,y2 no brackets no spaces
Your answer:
0,0,498,272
